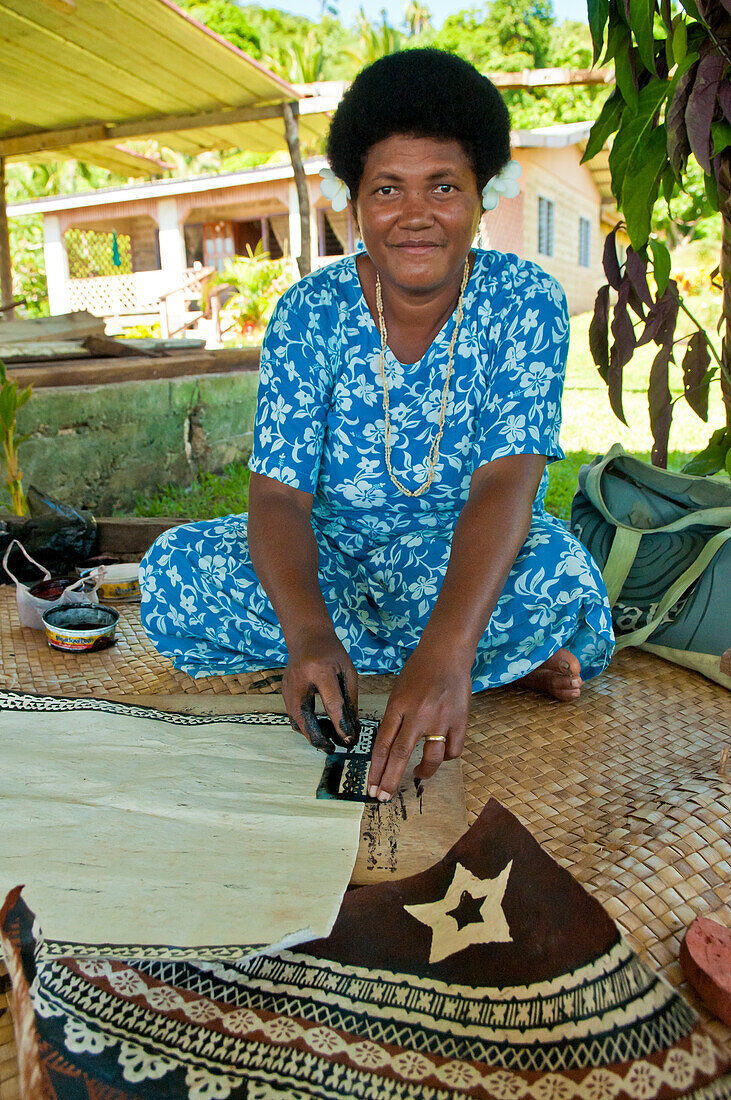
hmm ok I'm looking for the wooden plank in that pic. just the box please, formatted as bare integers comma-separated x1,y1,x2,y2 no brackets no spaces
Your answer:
113,103,286,143
0,38,154,125
22,143,171,177
96,517,192,556
0,157,13,319
5,346,260,388
0,122,107,157
81,335,154,359
0,341,91,362
119,337,206,353
488,66,613,89
0,310,104,342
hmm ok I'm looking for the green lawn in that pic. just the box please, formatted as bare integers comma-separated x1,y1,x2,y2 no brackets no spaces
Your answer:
134,288,725,525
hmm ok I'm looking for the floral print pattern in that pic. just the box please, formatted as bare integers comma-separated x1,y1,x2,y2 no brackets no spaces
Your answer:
140,249,613,687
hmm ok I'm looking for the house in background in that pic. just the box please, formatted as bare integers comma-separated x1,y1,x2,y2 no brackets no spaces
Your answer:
8,121,616,340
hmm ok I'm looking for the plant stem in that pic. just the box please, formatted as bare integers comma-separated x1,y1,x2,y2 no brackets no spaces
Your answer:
2,430,28,516
719,152,731,431
675,295,726,374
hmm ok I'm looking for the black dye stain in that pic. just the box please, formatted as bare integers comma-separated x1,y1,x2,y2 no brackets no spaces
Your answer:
300,689,336,753
336,671,360,746
361,787,409,871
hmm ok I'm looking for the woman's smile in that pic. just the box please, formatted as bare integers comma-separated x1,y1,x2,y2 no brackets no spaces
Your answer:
353,134,482,298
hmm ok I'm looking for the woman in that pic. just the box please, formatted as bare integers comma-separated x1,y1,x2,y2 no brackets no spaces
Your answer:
141,50,614,801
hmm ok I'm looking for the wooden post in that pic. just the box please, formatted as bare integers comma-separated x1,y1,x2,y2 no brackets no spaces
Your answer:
0,156,15,320
719,153,731,434
283,102,311,278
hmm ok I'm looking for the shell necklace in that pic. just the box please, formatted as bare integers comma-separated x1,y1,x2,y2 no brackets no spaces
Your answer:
375,257,470,498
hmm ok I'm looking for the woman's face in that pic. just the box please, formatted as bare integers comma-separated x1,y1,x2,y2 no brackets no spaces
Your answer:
353,133,482,296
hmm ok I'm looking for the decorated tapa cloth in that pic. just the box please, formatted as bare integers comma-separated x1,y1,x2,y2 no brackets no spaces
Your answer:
2,799,730,1100
0,692,367,960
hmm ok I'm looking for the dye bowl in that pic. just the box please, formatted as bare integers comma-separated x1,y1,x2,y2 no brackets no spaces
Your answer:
42,604,119,652
29,576,96,601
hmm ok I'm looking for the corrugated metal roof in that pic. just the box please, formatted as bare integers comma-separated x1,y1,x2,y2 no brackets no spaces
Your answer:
0,0,330,175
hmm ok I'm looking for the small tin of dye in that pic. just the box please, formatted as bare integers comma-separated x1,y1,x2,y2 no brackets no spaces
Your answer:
82,562,141,602
42,604,119,652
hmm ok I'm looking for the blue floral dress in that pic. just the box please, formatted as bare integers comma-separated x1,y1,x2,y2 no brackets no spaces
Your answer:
140,249,614,686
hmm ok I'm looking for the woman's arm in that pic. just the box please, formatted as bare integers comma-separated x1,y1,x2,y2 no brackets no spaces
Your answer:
248,471,359,750
367,452,547,799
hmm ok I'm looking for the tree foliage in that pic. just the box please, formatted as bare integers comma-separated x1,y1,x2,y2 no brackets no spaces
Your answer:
174,0,263,56
584,0,731,473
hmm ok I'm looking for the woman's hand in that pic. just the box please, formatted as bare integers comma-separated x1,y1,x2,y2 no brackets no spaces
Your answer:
283,626,360,753
368,646,472,800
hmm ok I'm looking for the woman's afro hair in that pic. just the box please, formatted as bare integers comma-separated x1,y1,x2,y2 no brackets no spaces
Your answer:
326,49,511,200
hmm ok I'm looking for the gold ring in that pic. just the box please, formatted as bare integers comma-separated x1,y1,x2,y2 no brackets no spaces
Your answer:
424,735,447,743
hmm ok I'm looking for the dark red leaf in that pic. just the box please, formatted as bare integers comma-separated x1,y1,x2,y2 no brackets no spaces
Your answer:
681,331,711,420
667,58,697,177
626,284,647,320
686,52,726,174
648,343,673,467
603,225,623,289
636,281,680,346
608,281,636,425
625,247,653,307
654,280,680,344
589,284,611,381
720,81,731,124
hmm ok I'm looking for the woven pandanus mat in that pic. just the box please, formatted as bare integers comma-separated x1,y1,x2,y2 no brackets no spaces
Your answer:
0,586,286,697
461,649,731,1046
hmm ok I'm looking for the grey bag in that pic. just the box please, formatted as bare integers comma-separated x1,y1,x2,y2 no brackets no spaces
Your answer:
571,444,731,689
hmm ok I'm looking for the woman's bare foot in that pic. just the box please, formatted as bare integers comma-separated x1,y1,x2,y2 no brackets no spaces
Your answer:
519,648,582,701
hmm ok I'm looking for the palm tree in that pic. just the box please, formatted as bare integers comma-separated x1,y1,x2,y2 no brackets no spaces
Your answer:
347,7,403,67
267,29,327,84
404,0,431,37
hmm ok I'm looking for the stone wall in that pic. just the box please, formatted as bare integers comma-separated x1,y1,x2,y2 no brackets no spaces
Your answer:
15,371,260,514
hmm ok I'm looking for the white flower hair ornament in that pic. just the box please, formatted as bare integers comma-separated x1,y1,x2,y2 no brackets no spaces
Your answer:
319,166,351,212
481,159,521,211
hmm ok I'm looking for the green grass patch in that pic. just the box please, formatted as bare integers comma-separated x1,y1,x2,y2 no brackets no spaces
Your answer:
133,463,251,519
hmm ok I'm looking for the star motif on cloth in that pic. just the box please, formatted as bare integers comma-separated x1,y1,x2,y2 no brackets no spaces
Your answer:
404,860,513,964
446,889,487,931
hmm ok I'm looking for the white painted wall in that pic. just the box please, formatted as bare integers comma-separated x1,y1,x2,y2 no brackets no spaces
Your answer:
156,197,187,332
288,182,301,278
42,214,69,315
